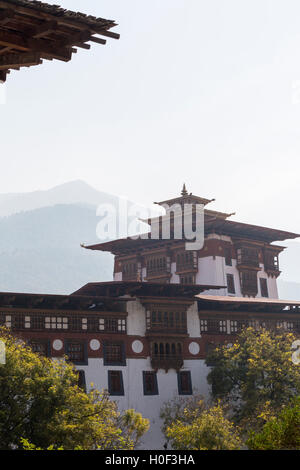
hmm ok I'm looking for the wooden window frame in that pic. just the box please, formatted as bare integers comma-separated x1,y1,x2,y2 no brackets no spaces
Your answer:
108,370,124,396
65,340,88,365
103,341,126,366
260,278,269,298
29,339,50,357
177,371,193,395
142,371,159,396
226,273,236,294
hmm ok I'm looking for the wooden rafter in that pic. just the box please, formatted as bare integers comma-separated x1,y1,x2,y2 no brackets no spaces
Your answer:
0,0,119,82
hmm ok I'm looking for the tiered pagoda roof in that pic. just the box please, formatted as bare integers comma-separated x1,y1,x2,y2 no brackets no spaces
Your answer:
84,186,300,255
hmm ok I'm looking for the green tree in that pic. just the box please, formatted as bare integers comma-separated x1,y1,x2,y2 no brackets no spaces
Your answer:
0,329,149,450
165,402,241,450
207,327,300,427
247,396,300,450
160,394,206,441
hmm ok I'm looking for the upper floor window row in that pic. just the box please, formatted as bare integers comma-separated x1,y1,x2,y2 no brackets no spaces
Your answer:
0,313,126,333
200,318,300,334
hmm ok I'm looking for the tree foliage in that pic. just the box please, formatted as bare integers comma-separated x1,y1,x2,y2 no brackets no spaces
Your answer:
247,396,300,450
165,401,241,450
0,329,149,450
206,327,300,427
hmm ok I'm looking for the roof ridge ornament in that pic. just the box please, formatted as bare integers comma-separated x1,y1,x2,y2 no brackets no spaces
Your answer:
181,183,188,196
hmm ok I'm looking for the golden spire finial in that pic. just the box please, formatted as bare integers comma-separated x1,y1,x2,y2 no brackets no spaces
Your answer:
181,183,188,196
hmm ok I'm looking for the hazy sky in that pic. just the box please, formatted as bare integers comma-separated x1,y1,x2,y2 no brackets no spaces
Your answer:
1,0,300,233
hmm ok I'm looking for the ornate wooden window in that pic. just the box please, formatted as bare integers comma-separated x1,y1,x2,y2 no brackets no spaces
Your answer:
150,341,183,371
108,370,124,396
143,371,158,395
224,246,232,266
200,319,208,333
45,316,68,330
237,247,259,267
69,316,84,332
104,342,126,365
146,310,187,333
31,315,46,330
30,340,49,357
260,278,269,298
65,340,87,365
177,371,192,395
240,270,258,296
12,314,23,329
146,256,168,276
226,274,235,294
99,317,126,333
122,261,137,280
200,319,227,334
176,251,197,272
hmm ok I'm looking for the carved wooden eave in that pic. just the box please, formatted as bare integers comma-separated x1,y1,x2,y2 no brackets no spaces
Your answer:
0,0,119,82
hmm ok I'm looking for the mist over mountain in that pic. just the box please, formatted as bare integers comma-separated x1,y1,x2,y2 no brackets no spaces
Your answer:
0,180,118,217
0,180,299,298
0,203,114,294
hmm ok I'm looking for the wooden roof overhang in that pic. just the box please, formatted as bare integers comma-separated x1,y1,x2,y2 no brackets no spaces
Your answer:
0,0,119,82
0,291,128,311
196,294,300,315
204,218,300,243
72,281,225,299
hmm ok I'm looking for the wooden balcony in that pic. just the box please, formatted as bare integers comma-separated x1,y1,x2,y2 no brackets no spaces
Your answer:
151,354,183,372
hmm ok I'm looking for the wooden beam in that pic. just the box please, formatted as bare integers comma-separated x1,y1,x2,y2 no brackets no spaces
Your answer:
95,29,120,40
0,8,15,25
31,20,58,39
60,30,92,47
75,43,91,50
0,30,72,61
0,46,11,55
0,51,41,70
90,36,106,45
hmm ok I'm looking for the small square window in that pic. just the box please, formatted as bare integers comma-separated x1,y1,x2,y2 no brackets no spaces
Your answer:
200,319,208,333
108,370,124,396
178,371,192,395
143,371,158,395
